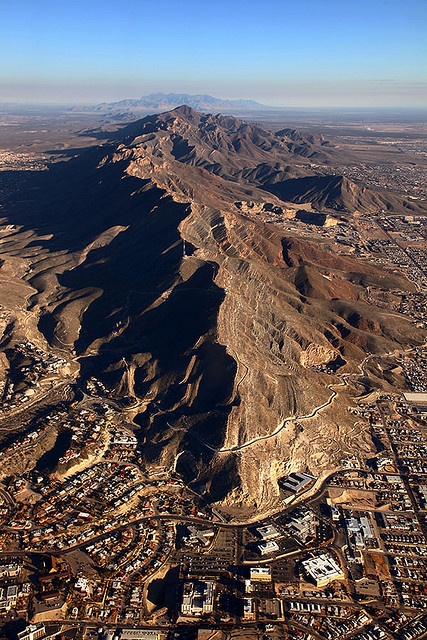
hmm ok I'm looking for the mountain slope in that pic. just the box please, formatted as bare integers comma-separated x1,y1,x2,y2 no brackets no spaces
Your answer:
114,106,426,214
1,106,426,512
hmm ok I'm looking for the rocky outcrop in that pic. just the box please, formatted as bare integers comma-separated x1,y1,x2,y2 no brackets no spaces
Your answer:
1,106,426,514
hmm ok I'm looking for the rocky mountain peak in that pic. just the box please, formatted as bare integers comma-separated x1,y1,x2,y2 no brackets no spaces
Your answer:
2,107,426,511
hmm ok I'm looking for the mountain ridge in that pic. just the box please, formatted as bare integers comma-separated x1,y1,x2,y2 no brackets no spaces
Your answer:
1,106,426,513
74,93,268,116
110,105,426,215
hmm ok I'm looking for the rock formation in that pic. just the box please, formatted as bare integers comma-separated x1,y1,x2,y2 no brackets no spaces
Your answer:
1,106,426,513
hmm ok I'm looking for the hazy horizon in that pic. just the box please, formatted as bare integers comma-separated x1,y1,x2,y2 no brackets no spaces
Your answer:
1,0,426,108
2,99,427,114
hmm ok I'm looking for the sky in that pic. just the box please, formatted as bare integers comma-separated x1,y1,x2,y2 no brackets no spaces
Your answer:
1,0,426,107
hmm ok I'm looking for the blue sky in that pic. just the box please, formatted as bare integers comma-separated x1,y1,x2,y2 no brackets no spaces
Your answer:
1,0,426,106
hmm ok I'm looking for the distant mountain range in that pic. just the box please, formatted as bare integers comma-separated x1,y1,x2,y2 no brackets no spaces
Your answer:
74,92,269,116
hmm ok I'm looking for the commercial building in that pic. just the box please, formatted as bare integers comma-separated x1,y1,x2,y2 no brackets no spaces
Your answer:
258,540,280,556
256,524,280,540
279,472,316,494
243,597,256,620
117,631,160,640
0,584,18,612
17,625,46,640
250,566,272,582
301,553,345,587
181,580,215,616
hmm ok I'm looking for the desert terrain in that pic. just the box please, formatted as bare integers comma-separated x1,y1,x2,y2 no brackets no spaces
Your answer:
0,103,427,638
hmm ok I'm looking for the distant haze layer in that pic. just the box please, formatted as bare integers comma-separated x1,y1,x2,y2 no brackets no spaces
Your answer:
0,0,426,107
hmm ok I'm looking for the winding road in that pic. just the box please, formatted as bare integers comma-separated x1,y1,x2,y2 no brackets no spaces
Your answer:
186,376,347,456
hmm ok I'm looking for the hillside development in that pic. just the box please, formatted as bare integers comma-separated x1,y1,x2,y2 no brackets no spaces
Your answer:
0,106,427,638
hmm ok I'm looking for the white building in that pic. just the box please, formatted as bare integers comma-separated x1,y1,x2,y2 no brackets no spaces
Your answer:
258,540,280,556
17,625,46,640
301,553,345,587
345,515,374,548
0,562,20,578
0,585,18,612
250,566,272,582
256,524,280,540
118,631,160,640
243,597,256,620
181,581,215,616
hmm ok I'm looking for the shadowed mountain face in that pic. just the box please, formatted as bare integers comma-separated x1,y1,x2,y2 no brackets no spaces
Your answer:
1,106,427,510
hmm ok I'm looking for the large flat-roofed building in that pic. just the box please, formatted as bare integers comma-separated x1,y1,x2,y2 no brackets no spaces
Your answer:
118,631,160,640
360,516,374,540
345,515,374,548
181,580,215,616
0,562,20,578
403,393,427,412
279,472,316,494
250,566,272,582
243,597,256,620
289,510,316,544
404,392,427,404
256,524,280,540
17,625,46,640
0,584,18,612
301,553,345,588
258,540,280,556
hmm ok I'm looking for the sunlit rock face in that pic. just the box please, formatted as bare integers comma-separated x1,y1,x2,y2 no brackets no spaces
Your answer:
2,106,426,514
